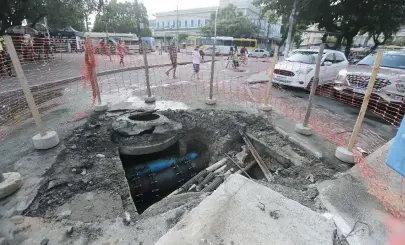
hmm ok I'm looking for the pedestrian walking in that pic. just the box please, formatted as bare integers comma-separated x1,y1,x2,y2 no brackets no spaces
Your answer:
117,40,126,66
199,46,205,62
165,43,178,79
192,46,202,80
159,43,163,55
232,46,239,69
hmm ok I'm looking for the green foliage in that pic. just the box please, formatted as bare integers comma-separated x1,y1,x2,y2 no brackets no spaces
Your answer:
255,0,405,56
178,33,189,42
0,0,104,34
92,0,149,35
200,4,259,37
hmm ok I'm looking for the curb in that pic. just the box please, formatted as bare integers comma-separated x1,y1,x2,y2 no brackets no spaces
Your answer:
273,126,324,160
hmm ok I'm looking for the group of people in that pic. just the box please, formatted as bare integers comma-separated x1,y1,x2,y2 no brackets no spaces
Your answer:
165,44,205,80
229,45,248,68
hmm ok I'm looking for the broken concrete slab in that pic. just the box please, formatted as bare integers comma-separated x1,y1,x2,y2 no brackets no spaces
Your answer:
246,71,269,84
317,140,397,245
156,174,336,245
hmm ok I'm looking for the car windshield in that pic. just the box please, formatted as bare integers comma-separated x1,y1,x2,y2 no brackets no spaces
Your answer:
357,53,405,70
286,51,318,64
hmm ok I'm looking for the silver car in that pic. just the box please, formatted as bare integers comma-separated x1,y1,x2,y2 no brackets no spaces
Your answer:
333,51,405,105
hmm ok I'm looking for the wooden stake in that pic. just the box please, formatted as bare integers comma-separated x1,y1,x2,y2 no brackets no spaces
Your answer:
239,130,274,182
303,43,324,127
347,51,383,151
3,35,46,136
263,45,279,106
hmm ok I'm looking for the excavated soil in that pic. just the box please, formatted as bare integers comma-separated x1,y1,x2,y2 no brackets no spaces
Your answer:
23,109,351,221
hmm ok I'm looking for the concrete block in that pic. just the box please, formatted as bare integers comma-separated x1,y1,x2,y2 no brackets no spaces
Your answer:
295,123,313,136
156,174,336,245
94,103,109,112
0,172,23,199
205,98,217,105
32,131,60,150
259,104,272,111
335,146,355,164
144,96,156,103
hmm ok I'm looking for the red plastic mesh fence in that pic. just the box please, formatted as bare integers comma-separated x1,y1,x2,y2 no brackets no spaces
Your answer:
1,39,404,222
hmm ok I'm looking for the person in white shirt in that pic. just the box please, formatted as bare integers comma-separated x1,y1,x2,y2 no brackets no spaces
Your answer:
192,46,202,80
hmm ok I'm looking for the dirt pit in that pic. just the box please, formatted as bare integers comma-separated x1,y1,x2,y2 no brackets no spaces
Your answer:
22,109,351,223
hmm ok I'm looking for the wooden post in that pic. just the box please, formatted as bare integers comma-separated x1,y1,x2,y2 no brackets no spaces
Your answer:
262,45,279,106
303,43,325,127
85,37,102,105
3,35,46,136
347,50,383,151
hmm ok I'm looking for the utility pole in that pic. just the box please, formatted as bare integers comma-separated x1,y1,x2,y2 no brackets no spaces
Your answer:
284,0,297,56
176,5,179,52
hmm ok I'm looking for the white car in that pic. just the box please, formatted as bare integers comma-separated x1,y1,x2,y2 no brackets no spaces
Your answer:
249,49,271,58
272,49,349,89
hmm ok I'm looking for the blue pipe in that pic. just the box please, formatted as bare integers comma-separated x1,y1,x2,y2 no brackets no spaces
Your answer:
135,153,198,175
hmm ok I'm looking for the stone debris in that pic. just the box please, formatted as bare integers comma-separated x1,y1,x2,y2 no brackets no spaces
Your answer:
81,169,87,176
306,174,315,183
40,238,49,245
123,211,131,225
10,215,24,225
66,226,74,235
57,210,72,220
71,168,77,173
96,154,105,158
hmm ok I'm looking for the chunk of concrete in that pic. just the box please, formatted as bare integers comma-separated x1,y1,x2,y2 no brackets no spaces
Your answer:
32,131,59,150
0,172,23,199
156,174,336,245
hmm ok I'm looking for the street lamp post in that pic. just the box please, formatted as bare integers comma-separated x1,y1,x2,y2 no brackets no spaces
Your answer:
206,7,218,105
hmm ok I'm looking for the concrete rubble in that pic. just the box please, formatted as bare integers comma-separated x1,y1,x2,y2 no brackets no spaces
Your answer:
156,174,336,245
0,108,390,245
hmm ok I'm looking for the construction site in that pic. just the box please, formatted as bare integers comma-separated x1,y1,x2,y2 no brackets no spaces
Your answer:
0,35,404,245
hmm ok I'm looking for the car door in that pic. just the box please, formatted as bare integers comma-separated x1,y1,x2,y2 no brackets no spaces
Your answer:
259,49,265,57
319,53,335,84
333,52,349,78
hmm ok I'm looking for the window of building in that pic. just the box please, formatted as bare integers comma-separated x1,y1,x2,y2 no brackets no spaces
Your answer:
167,21,170,28
162,21,165,29
185,20,188,27
178,20,181,28
191,19,194,27
157,22,159,29
172,20,175,28
198,19,201,27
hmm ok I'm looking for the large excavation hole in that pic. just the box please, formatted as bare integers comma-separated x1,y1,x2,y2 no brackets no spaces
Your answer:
119,137,209,214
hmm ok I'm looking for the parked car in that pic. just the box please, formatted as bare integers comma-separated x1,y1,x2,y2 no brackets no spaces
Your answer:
272,49,349,89
333,51,405,105
248,49,271,58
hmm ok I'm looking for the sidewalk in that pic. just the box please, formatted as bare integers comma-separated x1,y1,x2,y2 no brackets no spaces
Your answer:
317,140,401,245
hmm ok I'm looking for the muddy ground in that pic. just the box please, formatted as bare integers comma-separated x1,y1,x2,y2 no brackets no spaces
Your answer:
11,108,352,244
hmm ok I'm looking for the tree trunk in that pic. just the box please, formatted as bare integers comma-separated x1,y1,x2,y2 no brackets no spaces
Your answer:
333,36,344,50
345,36,354,58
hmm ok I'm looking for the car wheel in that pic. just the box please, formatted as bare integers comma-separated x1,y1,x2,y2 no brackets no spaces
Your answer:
263,54,267,58
248,54,252,57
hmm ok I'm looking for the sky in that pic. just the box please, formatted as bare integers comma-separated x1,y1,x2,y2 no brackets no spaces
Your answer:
135,0,220,18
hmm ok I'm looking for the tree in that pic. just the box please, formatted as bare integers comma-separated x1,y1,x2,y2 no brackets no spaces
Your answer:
200,4,259,37
255,0,405,57
178,33,189,42
0,0,104,34
92,0,149,35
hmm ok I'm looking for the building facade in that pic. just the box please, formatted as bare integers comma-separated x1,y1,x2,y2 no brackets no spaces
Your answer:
150,0,281,46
